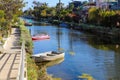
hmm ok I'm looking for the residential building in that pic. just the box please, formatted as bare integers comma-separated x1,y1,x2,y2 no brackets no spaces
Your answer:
95,0,119,9
118,0,120,6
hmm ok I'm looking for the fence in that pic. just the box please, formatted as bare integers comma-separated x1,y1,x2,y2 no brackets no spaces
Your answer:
17,41,27,80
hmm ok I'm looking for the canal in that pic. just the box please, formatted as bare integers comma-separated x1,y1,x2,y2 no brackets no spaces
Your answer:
27,20,120,80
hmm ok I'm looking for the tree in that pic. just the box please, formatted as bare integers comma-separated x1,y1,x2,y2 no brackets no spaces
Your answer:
46,7,56,17
32,1,49,19
41,10,47,17
82,1,88,5
0,0,24,36
69,3,74,12
56,2,64,11
88,8,100,24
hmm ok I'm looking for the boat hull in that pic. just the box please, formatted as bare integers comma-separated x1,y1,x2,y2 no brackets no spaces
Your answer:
32,51,65,62
24,22,32,26
32,37,50,40
32,35,50,40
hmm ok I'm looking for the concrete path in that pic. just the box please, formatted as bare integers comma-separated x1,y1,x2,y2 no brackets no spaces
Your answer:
0,28,21,80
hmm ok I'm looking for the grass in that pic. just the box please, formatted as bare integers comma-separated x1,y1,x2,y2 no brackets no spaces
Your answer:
27,53,38,80
19,20,33,54
27,53,61,80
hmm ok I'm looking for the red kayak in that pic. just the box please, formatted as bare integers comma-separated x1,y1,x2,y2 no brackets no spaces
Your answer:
32,34,50,40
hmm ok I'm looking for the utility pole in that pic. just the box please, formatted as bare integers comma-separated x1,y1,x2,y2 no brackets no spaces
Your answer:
58,0,61,22
58,0,62,52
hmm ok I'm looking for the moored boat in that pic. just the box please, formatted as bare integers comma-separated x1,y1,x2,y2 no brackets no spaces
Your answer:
24,20,32,26
32,34,50,40
32,51,65,62
24,22,32,26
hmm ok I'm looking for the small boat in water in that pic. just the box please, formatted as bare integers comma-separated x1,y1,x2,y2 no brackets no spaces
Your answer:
32,34,50,40
32,51,65,62
24,21,32,26
25,23,32,26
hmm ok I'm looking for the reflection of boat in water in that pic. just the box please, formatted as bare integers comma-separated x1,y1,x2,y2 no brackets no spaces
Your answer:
32,51,65,62
32,34,50,40
40,58,64,67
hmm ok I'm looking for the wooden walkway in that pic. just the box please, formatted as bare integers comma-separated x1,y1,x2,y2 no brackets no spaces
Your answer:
0,28,22,80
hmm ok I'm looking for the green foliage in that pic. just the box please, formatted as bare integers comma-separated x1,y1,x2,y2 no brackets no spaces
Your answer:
24,1,73,21
27,53,38,80
0,10,5,18
88,8,100,24
41,10,47,17
99,10,116,18
29,1,50,18
0,0,24,37
59,9,69,19
69,3,74,11
46,8,56,17
19,20,33,54
0,10,5,29
88,8,120,27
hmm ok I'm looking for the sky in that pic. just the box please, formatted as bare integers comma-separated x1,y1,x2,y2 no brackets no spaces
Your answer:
23,0,87,10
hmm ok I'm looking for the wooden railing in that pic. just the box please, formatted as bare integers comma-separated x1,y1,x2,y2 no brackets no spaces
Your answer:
17,41,27,80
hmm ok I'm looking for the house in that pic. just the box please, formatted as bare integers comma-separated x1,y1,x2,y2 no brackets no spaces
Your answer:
118,0,120,6
95,0,119,10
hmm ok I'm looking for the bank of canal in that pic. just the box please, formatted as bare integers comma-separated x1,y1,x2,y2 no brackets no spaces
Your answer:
26,19,120,80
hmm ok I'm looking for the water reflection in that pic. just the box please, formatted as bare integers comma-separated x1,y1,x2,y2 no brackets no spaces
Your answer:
36,58,64,67
68,29,75,55
56,26,62,52
87,35,120,80
88,36,120,53
26,19,120,80
78,73,95,80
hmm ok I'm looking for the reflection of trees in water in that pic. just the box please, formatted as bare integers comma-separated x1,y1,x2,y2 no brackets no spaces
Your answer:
68,31,95,55
67,30,120,53
68,29,75,55
36,58,64,68
104,53,120,80
56,26,65,52
114,53,120,80
36,58,64,80
87,34,120,80
70,31,120,80
78,73,95,80
87,35,120,53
